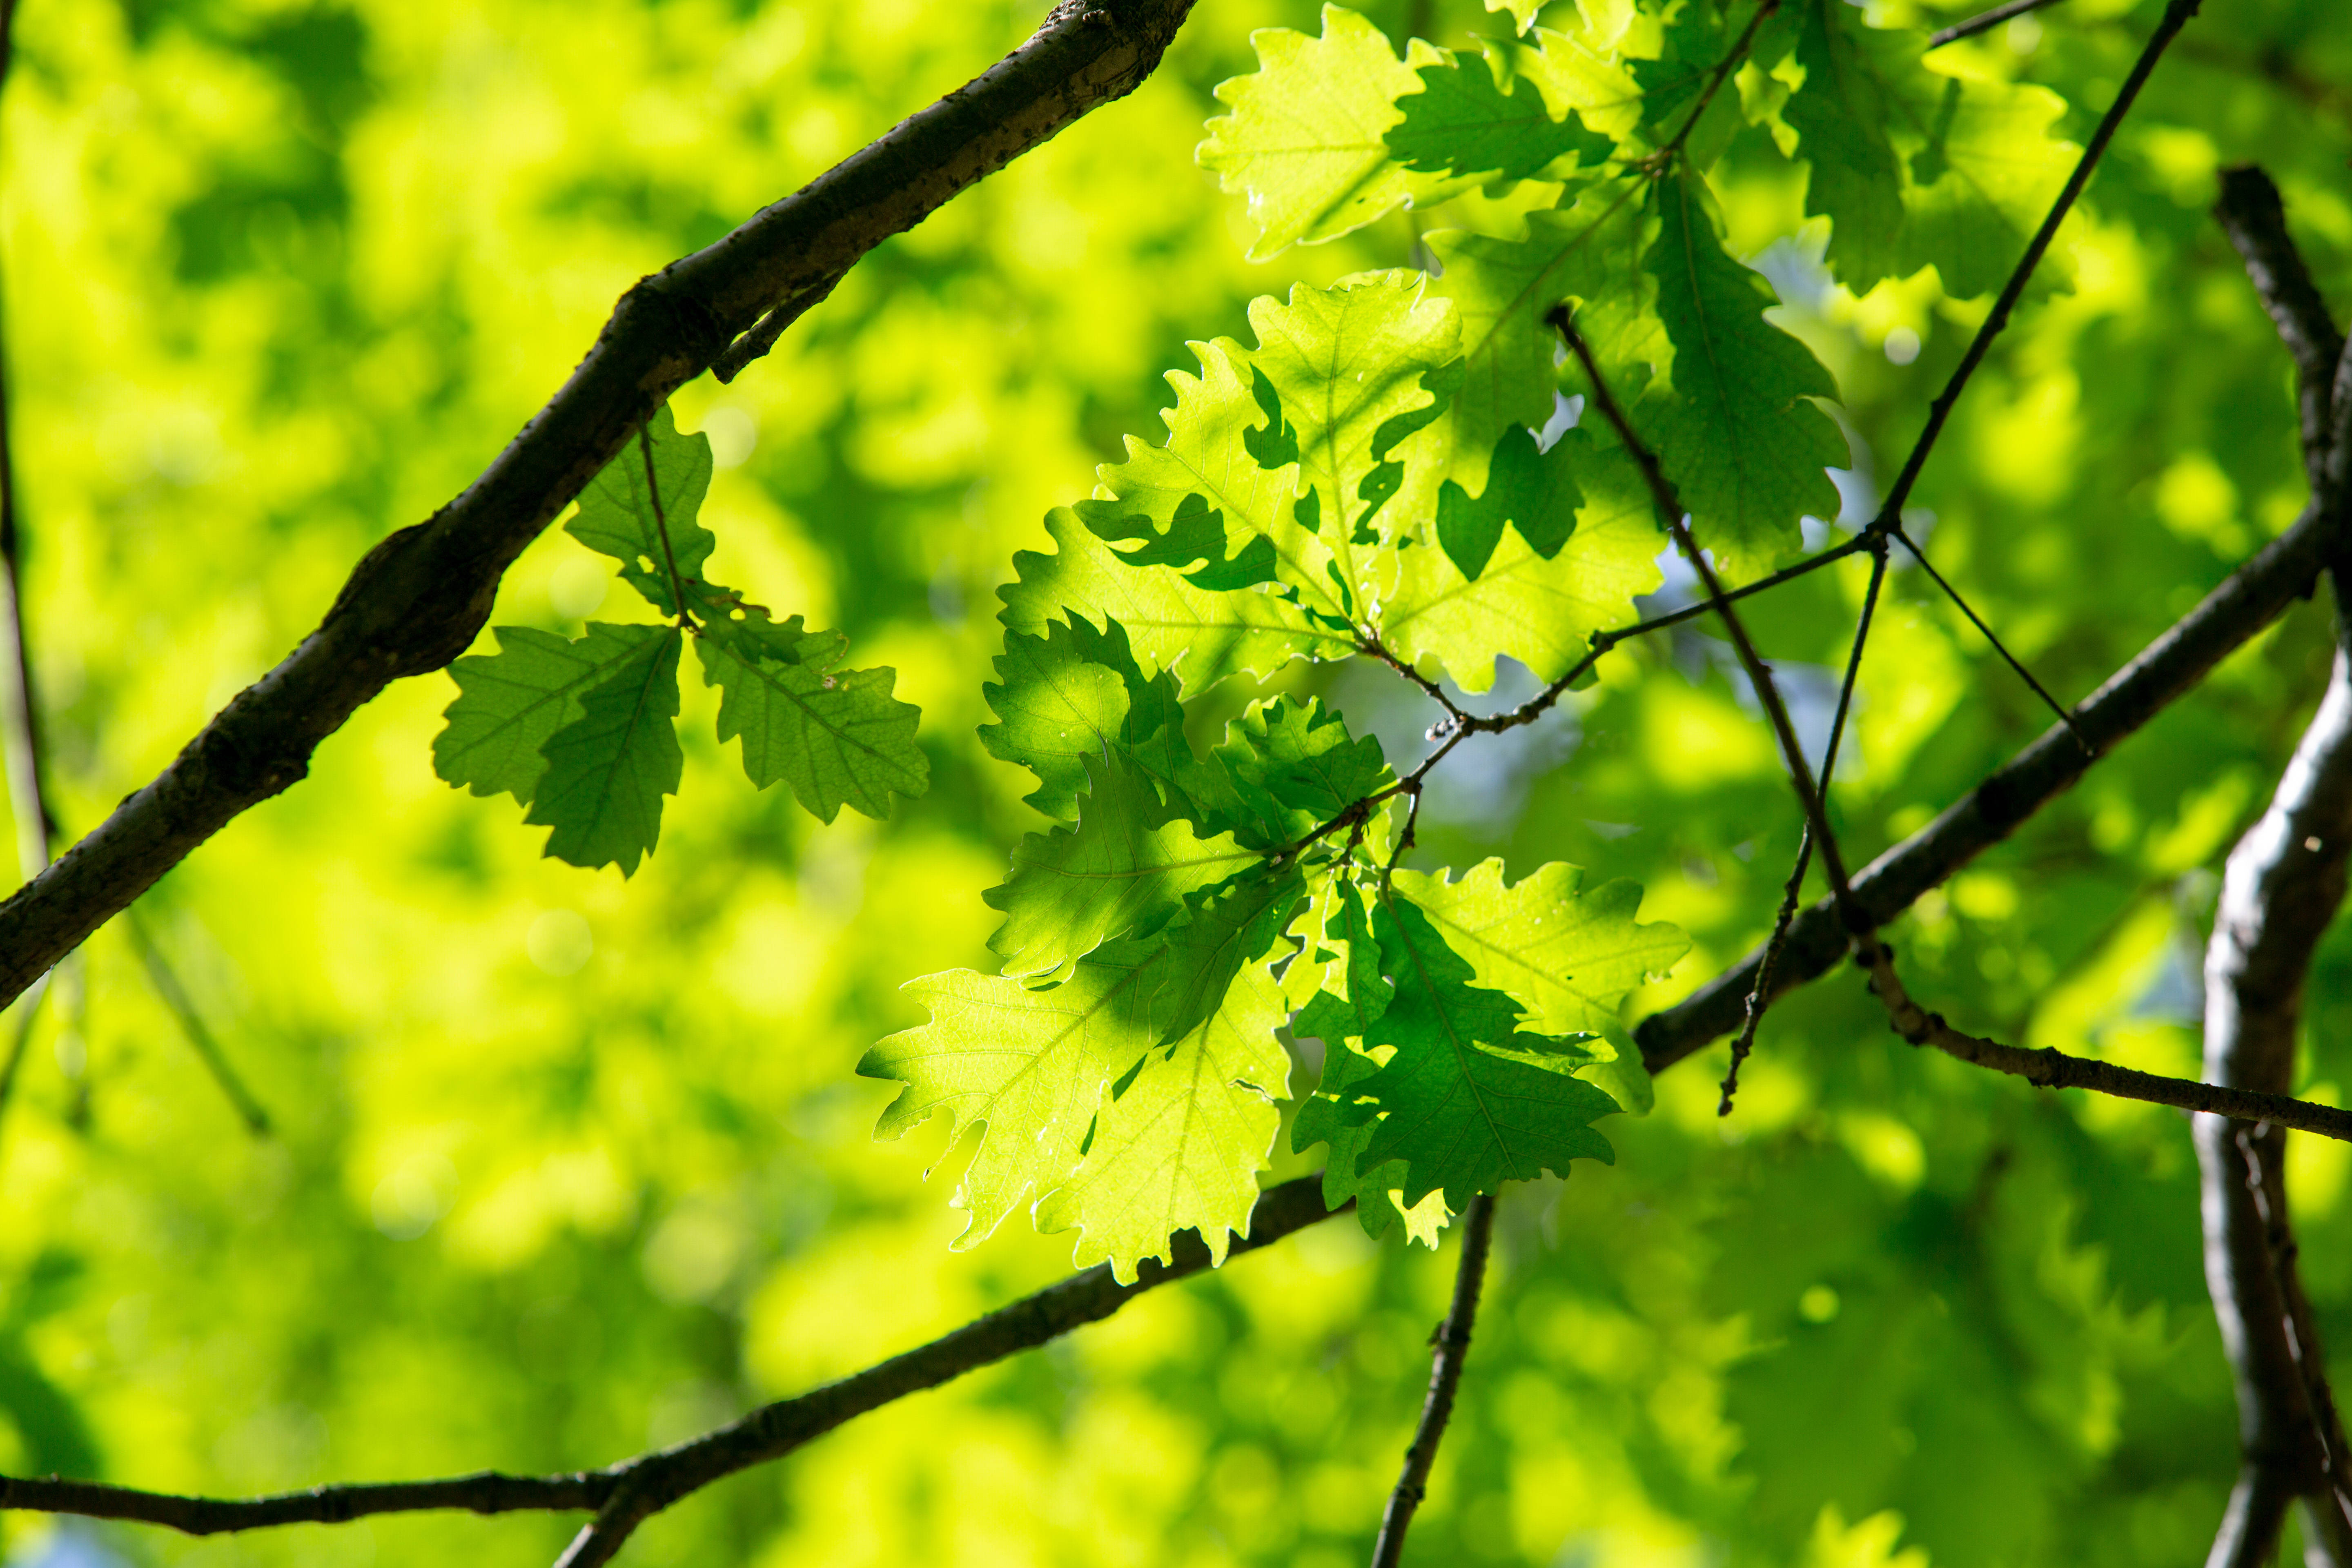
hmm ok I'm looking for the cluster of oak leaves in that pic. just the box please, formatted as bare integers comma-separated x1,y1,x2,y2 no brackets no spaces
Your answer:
428,0,2077,1281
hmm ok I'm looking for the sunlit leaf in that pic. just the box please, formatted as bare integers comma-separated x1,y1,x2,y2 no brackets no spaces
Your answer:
1001,507,1349,693
983,754,1259,982
699,622,926,825
1339,893,1618,1209
1197,5,1467,260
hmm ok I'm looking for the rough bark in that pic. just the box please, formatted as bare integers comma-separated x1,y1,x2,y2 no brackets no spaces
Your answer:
0,0,1199,1009
2200,168,2352,1568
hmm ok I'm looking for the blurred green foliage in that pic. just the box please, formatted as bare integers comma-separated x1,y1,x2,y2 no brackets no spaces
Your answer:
1,0,2350,1564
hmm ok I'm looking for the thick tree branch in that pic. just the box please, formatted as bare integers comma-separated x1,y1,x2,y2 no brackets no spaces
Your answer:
1637,498,2336,1073
0,0,1200,1010
0,1177,1336,1548
2198,187,2352,1566
2197,624,2352,1564
2215,167,2345,490
1368,1193,1495,1568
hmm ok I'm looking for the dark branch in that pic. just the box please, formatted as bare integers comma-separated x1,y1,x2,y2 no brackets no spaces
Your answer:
1368,1193,1495,1568
1552,309,1863,918
1891,525,2088,750
1875,0,2202,528
1638,497,2337,1074
1723,544,1889,1113
1853,943,2352,1141
2198,219,2352,1559
0,0,1203,1011
0,1176,1339,1547
2215,166,2345,486
1925,0,2066,51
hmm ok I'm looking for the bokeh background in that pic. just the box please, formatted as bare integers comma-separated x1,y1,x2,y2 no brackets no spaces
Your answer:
2,0,2351,1563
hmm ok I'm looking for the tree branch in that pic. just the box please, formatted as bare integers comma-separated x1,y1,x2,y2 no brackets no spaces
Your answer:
1875,0,2203,529
0,1176,1337,1549
1368,1193,1495,1568
2196,624,2352,1559
1551,309,1863,920
1925,0,2066,51
1637,497,2336,1074
0,0,1201,1011
2214,166,2345,490
2197,186,2352,1565
1851,940,2352,1142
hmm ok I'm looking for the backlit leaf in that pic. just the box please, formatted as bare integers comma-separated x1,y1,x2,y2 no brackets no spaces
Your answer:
566,405,716,617
524,624,684,875
699,624,927,825
984,755,1259,982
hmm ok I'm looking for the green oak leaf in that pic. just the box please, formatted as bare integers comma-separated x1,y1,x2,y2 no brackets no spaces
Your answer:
1076,339,1297,600
1035,959,1291,1283
1145,863,1305,1047
864,944,1171,1252
1386,43,1611,185
1340,894,1618,1210
864,874,1299,1265
697,621,926,825
1246,273,1461,610
1511,15,1655,149
1287,882,1451,1246
1290,886,1401,1208
1000,507,1350,695
1433,423,1584,579
1197,6,1470,261
1633,169,1845,575
436,623,655,805
1392,859,1687,1113
524,623,684,875
1210,695,1390,851
1426,174,1651,495
984,754,1260,982
1384,424,1662,693
566,404,716,617
979,616,1143,821
1768,0,2076,296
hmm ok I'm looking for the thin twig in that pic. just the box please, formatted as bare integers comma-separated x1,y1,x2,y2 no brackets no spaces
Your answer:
1890,524,2089,751
1722,544,1890,1112
1874,0,2204,529
1460,533,1877,737
1926,0,2066,51
1368,1193,1496,1568
1858,943,2352,1142
1550,307,1862,918
1655,0,1780,165
125,911,269,1137
1638,496,2336,1073
639,425,690,628
1360,634,1466,726
0,1177,1341,1542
